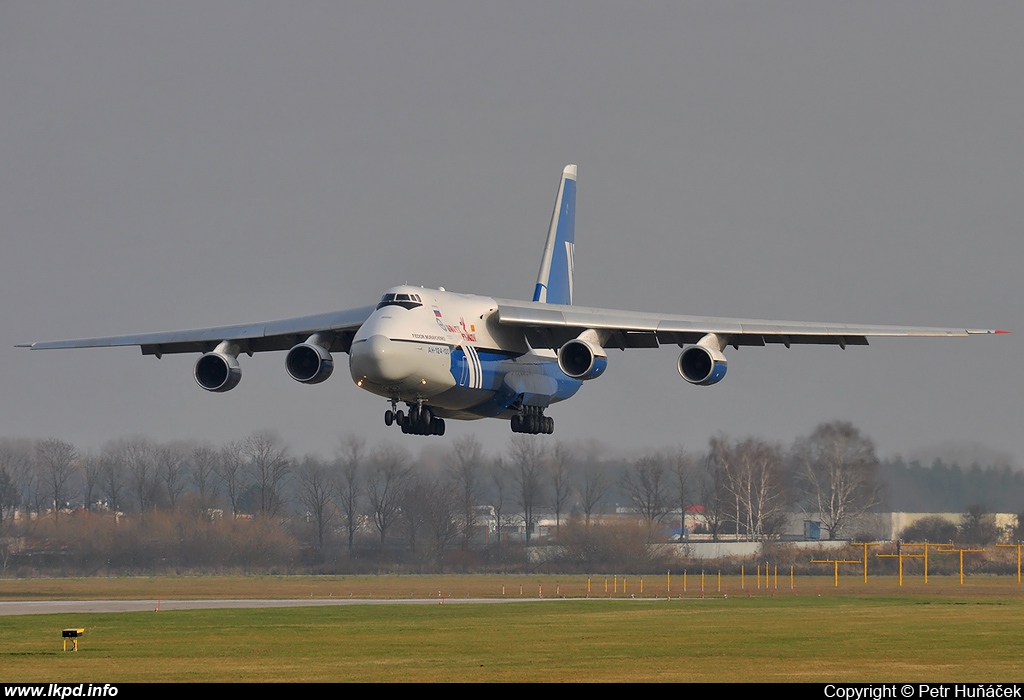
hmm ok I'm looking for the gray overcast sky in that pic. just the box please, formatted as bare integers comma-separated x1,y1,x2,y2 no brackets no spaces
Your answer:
1,2,1020,464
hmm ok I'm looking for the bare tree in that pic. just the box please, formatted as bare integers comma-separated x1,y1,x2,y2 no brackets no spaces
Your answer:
0,439,32,522
243,431,291,518
336,435,364,550
0,466,16,526
189,443,220,515
670,449,694,538
119,437,160,513
157,441,189,512
697,452,730,541
447,435,484,549
35,438,78,519
80,451,103,511
296,455,337,556
417,474,461,568
548,443,574,535
367,443,411,544
793,421,881,540
709,436,790,541
489,457,511,545
217,441,246,518
399,474,460,564
99,441,128,514
507,435,547,543
577,461,609,529
619,454,670,524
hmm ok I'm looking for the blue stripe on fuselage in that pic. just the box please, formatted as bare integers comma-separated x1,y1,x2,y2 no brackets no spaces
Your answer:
450,346,517,391
448,347,583,417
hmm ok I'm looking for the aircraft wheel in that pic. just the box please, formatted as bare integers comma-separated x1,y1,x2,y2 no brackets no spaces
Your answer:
511,415,522,432
395,409,405,426
384,409,394,426
420,406,432,428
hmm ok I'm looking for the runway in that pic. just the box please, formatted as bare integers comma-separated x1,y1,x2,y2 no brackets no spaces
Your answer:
0,597,560,616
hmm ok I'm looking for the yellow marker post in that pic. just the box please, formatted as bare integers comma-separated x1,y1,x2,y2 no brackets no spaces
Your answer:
936,547,985,585
997,543,1024,583
811,558,862,587
62,628,84,652
852,542,882,583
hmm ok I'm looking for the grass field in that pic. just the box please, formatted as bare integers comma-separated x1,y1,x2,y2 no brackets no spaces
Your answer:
2,575,1024,682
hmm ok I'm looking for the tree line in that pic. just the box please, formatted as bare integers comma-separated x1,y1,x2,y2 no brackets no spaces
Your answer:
0,422,1018,575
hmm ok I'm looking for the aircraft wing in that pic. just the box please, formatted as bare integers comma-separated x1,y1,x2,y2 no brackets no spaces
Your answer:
493,299,1008,350
17,305,376,356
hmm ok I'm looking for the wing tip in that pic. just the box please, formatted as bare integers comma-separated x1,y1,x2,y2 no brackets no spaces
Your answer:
995,329,1012,334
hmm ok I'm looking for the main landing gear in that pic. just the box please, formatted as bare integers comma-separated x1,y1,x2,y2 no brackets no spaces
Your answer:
384,402,445,436
510,406,554,435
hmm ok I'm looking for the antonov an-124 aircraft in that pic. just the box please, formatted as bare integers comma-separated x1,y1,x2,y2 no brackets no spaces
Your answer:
20,165,1008,436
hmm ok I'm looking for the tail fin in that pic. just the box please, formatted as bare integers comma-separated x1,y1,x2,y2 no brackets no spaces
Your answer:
532,164,576,305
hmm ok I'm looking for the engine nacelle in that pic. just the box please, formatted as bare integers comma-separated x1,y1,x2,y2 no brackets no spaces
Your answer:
194,352,242,392
557,338,608,380
285,342,334,384
677,345,728,386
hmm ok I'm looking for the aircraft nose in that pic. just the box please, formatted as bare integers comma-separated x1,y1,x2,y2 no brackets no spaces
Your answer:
349,334,412,384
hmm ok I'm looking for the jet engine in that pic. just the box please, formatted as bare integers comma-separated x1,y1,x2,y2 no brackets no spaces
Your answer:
285,341,334,384
557,337,608,380
677,344,728,386
194,351,242,392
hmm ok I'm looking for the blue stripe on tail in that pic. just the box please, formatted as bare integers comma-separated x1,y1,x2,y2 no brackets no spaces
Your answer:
533,165,577,305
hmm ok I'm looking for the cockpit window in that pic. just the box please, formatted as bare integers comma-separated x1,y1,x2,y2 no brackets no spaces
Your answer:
376,293,424,311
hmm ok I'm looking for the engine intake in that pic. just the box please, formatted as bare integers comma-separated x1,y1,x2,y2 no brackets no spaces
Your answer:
557,338,608,380
194,352,241,392
286,342,334,384
677,345,728,386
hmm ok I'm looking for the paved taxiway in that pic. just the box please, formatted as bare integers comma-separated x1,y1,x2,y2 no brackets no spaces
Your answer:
0,598,557,616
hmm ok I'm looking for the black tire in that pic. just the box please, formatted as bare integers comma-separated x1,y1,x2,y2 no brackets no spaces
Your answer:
384,409,394,426
511,415,522,432
395,409,405,426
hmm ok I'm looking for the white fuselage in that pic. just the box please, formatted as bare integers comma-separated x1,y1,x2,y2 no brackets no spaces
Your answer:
348,285,579,419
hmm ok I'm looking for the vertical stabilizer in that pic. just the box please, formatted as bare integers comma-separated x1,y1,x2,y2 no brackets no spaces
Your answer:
533,164,577,305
